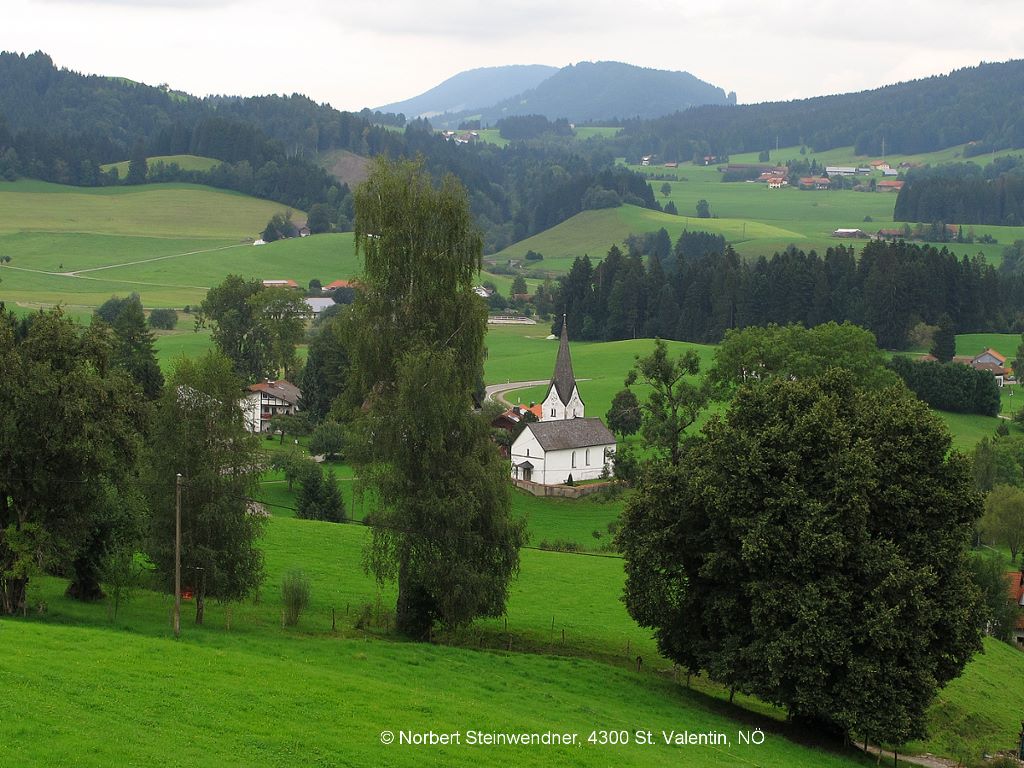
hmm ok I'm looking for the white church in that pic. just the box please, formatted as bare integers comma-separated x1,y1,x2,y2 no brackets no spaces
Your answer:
510,318,616,485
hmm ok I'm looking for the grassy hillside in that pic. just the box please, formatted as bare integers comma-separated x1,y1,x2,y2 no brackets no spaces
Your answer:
488,144,1024,276
100,154,221,175
4,491,1021,767
906,637,1024,760
0,179,287,238
0,180,355,310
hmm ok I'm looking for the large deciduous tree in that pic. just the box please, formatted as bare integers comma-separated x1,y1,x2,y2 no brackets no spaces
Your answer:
345,158,526,639
708,322,896,394
145,351,265,624
0,309,146,612
981,484,1024,562
617,370,983,746
248,287,311,379
199,276,311,382
198,275,271,382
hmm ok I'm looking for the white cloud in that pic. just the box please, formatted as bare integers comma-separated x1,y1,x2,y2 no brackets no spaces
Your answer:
4,0,1022,111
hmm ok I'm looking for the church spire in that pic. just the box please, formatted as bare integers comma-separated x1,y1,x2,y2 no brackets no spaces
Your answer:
549,314,577,406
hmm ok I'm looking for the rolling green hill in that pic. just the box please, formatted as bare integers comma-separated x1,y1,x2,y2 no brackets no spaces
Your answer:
487,141,1024,277
0,180,358,310
0,179,287,237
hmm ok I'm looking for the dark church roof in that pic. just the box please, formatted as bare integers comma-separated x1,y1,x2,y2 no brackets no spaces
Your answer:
545,316,580,406
526,418,615,451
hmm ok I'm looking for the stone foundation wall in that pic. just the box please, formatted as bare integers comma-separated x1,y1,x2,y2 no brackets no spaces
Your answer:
512,478,613,498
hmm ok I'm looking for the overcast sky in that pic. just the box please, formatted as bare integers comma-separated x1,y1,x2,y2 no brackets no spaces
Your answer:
5,0,1022,111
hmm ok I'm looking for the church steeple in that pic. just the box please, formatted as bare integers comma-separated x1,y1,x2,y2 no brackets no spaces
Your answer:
549,314,577,406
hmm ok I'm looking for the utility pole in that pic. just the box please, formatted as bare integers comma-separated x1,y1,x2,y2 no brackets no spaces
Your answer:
174,473,182,639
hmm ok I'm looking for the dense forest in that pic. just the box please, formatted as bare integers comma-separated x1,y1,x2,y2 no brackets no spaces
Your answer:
554,234,1024,349
894,158,1024,226
612,60,1024,162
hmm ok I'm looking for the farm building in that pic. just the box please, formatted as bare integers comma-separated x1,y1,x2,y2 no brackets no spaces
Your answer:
825,166,857,176
323,279,354,291
799,177,831,189
243,379,301,433
262,279,299,289
1006,571,1024,646
917,348,1010,386
833,228,868,238
876,180,904,192
510,318,616,485
304,297,335,314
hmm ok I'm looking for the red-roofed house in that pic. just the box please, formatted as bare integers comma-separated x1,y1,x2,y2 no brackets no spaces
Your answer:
917,348,1010,385
799,177,831,190
323,279,354,291
1005,571,1024,646
876,180,904,192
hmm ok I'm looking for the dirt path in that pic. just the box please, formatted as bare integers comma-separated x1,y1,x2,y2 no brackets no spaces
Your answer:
69,242,245,275
855,742,960,768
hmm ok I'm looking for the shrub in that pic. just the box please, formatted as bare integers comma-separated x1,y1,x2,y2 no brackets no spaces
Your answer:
281,570,310,626
148,308,178,330
309,421,345,460
565,474,574,486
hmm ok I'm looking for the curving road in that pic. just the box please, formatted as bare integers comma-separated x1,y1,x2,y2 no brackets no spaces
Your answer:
484,380,550,406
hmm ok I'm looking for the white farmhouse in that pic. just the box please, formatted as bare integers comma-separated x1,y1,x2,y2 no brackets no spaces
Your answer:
243,379,301,433
510,318,616,484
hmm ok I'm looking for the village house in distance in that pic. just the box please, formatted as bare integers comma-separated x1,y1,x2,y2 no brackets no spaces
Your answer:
509,318,616,485
243,379,301,433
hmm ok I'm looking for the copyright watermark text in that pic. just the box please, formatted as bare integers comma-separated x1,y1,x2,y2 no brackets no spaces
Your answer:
379,728,767,748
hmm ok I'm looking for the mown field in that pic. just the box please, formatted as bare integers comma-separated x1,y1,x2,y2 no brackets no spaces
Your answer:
3,498,1021,767
100,153,221,176
489,143,1024,275
0,179,360,309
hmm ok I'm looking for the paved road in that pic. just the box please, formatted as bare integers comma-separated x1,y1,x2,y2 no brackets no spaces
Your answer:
484,380,550,406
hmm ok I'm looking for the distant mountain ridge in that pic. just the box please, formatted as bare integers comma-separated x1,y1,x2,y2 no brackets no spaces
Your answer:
390,61,732,129
375,64,558,119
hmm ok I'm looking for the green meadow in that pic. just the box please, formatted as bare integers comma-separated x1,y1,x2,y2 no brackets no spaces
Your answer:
472,126,620,148
0,178,359,310
489,143,1024,277
100,153,221,176
0,179,287,237
4,495,1022,767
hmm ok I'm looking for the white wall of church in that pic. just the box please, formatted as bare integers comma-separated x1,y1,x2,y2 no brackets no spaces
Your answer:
510,428,615,485
541,385,584,421
510,430,545,481
540,443,615,485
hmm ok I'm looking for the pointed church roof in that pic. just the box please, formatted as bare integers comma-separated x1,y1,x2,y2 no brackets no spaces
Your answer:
547,315,578,406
